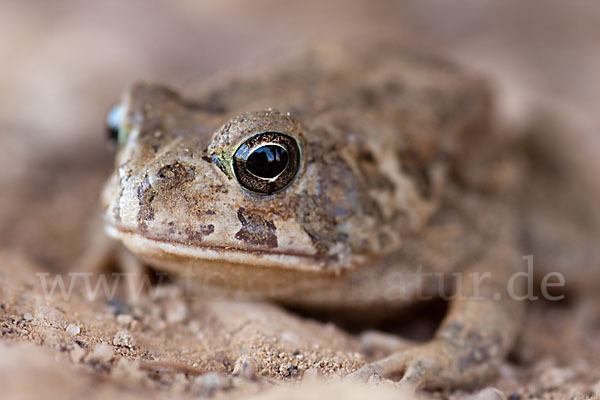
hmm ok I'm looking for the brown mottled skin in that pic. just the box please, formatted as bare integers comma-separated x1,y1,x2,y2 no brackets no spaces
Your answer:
101,46,595,389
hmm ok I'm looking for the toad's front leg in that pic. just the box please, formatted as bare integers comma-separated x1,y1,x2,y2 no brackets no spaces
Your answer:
349,249,524,390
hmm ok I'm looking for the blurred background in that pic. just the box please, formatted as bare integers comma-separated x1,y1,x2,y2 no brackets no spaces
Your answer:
1,0,599,267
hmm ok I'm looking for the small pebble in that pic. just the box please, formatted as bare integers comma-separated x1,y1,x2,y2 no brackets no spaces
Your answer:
38,306,68,329
232,355,257,380
111,358,145,381
66,324,80,335
23,312,34,321
69,346,86,363
539,366,575,389
90,343,114,363
165,300,188,324
191,372,232,396
465,387,504,400
367,372,383,385
188,320,201,333
153,320,166,331
113,330,136,348
116,314,133,326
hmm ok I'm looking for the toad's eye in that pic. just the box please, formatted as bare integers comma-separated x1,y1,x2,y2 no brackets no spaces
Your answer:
105,103,124,144
232,132,301,195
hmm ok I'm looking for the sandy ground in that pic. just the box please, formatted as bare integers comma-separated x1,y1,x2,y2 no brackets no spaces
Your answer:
1,1,600,399
1,236,600,399
1,243,600,399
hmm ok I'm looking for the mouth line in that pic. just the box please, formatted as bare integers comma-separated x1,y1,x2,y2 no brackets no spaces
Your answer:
106,224,338,262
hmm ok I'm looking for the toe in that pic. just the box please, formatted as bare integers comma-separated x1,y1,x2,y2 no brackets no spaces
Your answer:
399,363,427,389
348,352,411,381
347,364,382,381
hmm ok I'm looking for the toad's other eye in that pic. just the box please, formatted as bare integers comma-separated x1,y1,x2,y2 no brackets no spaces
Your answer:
105,103,124,144
232,132,301,195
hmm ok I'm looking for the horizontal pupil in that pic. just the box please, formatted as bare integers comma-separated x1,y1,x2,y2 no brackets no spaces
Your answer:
246,145,289,179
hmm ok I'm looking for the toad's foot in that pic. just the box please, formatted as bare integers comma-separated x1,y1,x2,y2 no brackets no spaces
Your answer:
349,338,486,390
350,246,525,390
